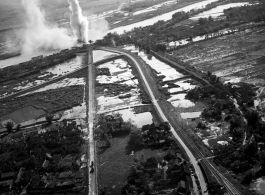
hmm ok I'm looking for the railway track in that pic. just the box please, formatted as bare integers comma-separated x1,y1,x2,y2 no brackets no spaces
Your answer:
165,102,242,195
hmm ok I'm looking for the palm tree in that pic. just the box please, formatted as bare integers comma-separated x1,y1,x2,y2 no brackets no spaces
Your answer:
45,114,54,125
5,121,14,133
88,40,93,45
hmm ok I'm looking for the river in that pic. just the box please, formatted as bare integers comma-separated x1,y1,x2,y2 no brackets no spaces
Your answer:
109,0,219,34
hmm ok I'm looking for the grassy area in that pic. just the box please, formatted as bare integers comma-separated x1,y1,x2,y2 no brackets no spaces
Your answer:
97,134,167,194
0,106,47,128
0,85,84,117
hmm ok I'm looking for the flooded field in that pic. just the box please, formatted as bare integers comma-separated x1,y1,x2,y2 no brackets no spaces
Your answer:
20,78,85,97
190,2,251,20
113,108,153,128
0,50,117,99
95,57,153,127
172,27,265,86
124,45,198,109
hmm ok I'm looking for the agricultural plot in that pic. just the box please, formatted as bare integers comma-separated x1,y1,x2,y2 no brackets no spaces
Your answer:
172,26,265,86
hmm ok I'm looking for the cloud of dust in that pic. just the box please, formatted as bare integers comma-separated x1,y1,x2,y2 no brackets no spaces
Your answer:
20,0,109,55
21,0,76,54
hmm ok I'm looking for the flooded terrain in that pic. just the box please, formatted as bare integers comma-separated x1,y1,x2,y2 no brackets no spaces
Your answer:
95,57,153,127
172,27,265,86
0,50,117,99
123,45,198,109
109,0,219,34
190,2,251,20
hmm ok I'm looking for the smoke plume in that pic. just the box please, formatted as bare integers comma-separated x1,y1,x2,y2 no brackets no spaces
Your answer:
68,0,109,43
21,0,76,54
68,0,88,43
20,0,109,55
88,18,109,42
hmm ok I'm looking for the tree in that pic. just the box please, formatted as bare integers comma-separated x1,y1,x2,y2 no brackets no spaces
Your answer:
129,130,143,147
159,122,171,133
245,109,259,128
208,182,226,195
241,171,253,185
5,121,14,133
16,124,21,132
45,114,54,125
198,17,208,25
259,150,265,171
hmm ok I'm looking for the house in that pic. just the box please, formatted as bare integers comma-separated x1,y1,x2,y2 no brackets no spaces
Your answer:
59,171,73,179
31,55,43,61
158,179,171,186
142,124,150,131
1,172,16,181
0,179,14,188
176,180,186,195
176,153,184,163
15,167,26,183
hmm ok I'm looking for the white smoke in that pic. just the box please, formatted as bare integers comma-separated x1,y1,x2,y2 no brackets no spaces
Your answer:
68,0,88,43
21,0,76,54
68,0,109,43
20,0,109,55
88,18,109,41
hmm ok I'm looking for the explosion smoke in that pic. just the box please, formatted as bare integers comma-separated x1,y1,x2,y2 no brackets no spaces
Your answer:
20,0,109,54
21,0,76,54
68,0,109,43
68,0,88,43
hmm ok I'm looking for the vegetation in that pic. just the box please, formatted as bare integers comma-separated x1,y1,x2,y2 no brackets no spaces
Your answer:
96,1,265,53
0,120,85,194
5,121,14,133
45,113,54,125
121,147,191,195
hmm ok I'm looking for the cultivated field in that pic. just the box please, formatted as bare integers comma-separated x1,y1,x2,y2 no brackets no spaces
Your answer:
172,26,265,86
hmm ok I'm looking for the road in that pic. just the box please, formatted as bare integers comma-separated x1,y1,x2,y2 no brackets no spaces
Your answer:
87,46,97,195
100,47,243,195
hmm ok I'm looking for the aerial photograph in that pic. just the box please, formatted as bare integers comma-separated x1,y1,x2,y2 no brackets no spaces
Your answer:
0,0,264,194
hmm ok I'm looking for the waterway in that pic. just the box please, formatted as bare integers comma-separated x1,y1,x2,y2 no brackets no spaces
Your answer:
109,0,219,34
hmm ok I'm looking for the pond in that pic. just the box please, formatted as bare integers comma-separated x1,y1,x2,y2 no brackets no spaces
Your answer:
114,108,153,128
180,112,201,119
